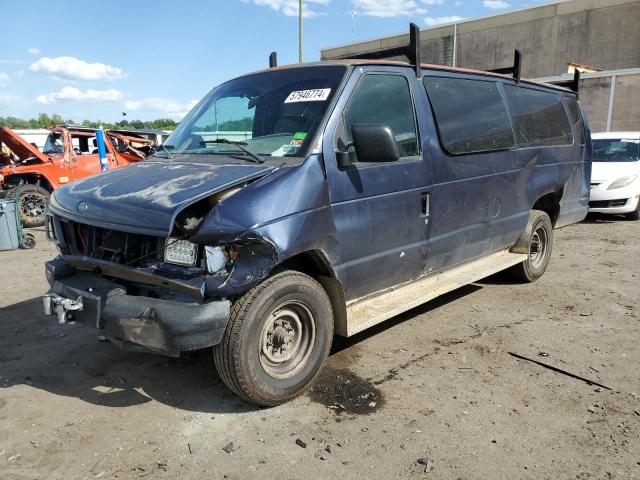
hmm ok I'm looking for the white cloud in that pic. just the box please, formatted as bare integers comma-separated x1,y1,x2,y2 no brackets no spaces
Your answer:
249,0,330,17
36,87,125,104
30,56,125,81
483,0,510,9
0,94,26,108
454,1,464,5
27,48,41,55
425,15,464,26
124,98,199,119
353,0,428,17
0,72,9,86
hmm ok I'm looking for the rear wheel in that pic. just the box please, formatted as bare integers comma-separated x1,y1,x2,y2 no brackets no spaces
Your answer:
510,210,553,282
17,185,50,228
213,270,334,406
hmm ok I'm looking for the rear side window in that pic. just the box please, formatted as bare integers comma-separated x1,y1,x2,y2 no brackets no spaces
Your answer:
504,86,573,147
423,76,514,155
564,96,585,146
342,74,419,158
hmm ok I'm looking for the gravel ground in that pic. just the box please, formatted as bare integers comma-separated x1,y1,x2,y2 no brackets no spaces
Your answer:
0,216,639,480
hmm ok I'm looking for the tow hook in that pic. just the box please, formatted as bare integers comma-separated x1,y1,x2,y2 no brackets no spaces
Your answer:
42,294,83,324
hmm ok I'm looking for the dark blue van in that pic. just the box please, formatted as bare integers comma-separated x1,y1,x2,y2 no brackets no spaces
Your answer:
42,26,591,405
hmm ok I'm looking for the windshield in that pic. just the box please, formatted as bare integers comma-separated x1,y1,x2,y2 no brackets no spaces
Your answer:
43,132,65,155
592,139,640,162
163,65,347,160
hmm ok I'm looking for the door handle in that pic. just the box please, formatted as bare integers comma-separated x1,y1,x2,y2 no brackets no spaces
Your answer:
421,192,430,220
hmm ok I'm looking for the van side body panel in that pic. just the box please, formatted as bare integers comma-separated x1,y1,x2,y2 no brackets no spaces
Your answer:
419,70,589,275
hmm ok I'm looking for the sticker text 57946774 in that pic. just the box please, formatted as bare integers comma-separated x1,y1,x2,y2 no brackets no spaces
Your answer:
284,88,331,103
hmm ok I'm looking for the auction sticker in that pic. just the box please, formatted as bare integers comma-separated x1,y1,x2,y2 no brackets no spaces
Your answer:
284,88,331,103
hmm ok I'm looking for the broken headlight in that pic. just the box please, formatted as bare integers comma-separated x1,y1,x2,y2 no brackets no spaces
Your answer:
204,246,229,274
164,238,198,266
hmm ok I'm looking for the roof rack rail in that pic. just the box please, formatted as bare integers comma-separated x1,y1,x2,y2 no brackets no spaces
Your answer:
269,52,277,68
547,69,581,95
488,49,522,84
344,23,422,78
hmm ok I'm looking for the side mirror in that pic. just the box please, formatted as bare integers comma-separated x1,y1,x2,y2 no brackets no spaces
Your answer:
352,124,400,164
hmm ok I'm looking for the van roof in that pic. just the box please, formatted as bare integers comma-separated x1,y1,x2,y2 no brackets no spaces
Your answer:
247,59,576,95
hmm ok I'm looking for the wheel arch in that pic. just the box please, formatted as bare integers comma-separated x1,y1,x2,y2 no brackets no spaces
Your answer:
3,172,55,192
280,250,349,337
531,188,563,227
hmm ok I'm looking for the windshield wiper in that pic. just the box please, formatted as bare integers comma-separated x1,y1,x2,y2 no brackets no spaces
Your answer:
205,138,266,164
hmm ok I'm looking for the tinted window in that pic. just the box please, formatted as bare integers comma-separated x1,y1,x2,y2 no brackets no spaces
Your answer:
564,96,585,146
423,76,514,155
592,139,640,162
504,86,573,147
342,74,419,159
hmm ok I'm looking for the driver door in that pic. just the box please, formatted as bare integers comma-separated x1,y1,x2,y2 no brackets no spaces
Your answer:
323,67,431,301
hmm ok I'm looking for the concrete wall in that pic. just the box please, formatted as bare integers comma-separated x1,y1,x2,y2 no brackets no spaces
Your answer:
321,0,640,78
536,70,640,132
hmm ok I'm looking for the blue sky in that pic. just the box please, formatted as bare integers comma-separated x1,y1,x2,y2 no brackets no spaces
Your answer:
0,0,545,122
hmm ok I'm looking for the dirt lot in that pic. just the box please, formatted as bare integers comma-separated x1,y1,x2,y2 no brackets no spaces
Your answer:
1,217,639,480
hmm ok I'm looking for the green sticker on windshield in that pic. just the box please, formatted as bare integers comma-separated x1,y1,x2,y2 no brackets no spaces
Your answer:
293,132,307,141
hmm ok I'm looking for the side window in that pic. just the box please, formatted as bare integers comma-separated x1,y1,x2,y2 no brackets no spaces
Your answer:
423,77,514,155
564,96,585,146
504,86,573,147
340,74,419,160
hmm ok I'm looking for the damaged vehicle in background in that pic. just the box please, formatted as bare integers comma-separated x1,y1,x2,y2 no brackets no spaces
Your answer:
42,26,591,406
0,125,160,227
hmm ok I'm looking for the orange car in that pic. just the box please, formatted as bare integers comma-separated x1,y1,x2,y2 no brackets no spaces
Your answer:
0,125,156,227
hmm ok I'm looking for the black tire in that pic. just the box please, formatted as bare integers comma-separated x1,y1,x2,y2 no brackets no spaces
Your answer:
213,270,334,406
19,233,36,249
624,201,640,221
510,210,553,282
17,185,50,228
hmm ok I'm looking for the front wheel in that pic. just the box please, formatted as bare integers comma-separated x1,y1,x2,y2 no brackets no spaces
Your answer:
17,185,50,228
510,210,553,282
213,270,334,406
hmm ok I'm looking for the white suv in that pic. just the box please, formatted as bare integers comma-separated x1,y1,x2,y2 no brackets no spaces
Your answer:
589,132,640,220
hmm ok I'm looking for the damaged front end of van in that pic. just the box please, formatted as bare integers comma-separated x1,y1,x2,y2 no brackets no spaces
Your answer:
43,161,283,356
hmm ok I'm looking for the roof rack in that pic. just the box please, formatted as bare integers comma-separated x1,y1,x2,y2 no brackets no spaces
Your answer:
343,22,422,78
269,52,277,68
488,49,522,84
546,69,581,95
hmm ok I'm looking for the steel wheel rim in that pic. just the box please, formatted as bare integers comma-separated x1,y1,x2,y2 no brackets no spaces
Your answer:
259,301,316,379
20,192,47,218
529,225,548,269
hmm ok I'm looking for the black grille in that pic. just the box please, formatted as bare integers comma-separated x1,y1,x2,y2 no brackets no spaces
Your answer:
589,199,628,209
61,220,163,267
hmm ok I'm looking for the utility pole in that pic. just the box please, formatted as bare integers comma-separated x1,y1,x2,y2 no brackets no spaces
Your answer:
351,10,356,43
299,0,304,63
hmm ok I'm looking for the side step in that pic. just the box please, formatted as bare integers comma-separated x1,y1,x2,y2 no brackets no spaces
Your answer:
345,249,527,336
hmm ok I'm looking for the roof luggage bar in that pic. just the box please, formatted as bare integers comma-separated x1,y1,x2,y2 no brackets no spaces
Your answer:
547,69,581,95
488,49,522,84
345,22,422,78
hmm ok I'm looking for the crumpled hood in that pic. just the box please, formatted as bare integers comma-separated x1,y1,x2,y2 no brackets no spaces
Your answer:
0,126,46,162
591,161,640,182
49,160,276,236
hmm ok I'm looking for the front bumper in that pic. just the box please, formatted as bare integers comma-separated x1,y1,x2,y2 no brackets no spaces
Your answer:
43,259,231,356
588,195,639,214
